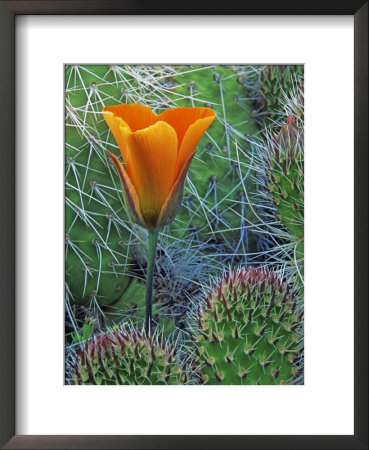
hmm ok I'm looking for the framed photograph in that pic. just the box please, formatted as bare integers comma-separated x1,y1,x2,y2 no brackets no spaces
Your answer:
1,1,367,449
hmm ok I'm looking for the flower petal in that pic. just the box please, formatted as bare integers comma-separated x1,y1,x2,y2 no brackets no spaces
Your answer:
156,152,195,228
175,112,215,177
107,151,145,226
103,104,159,182
121,121,178,229
158,107,215,149
103,103,158,131
103,110,131,165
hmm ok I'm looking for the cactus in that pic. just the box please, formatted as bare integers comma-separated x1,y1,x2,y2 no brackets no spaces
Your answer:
261,112,304,291
67,325,188,385
191,268,303,385
65,65,140,308
248,65,304,129
265,116,304,242
242,73,304,286
168,66,259,260
129,237,221,331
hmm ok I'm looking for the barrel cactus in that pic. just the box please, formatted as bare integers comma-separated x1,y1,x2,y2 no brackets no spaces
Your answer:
265,116,304,241
191,268,303,384
248,65,304,129
243,75,304,285
67,326,188,385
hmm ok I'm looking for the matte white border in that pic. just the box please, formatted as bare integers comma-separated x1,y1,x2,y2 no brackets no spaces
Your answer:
16,16,354,435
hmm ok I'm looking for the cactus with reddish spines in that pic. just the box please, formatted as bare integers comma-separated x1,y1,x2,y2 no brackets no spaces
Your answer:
251,113,305,289
192,268,303,385
266,116,304,241
249,65,304,129
67,326,188,385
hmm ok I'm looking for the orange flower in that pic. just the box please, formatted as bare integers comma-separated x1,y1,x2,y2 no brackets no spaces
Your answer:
103,103,216,229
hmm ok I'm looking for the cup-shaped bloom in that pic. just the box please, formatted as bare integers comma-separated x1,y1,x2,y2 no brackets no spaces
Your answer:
103,103,216,229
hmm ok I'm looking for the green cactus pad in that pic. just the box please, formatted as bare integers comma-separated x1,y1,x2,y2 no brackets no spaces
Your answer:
65,66,137,306
192,268,303,385
169,66,259,245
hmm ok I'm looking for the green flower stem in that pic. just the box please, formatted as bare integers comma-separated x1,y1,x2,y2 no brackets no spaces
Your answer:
145,229,159,335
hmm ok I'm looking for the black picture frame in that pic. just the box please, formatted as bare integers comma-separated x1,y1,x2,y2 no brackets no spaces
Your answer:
0,1,367,449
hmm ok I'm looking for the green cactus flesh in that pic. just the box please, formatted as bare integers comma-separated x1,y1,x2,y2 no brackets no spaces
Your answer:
168,66,259,247
68,327,187,385
65,66,137,306
193,268,303,385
